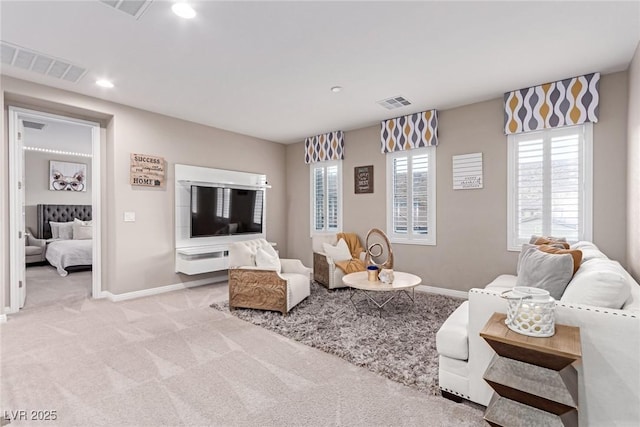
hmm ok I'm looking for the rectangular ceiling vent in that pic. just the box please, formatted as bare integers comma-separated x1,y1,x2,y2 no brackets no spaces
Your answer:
98,0,153,19
377,95,412,110
0,41,87,83
23,121,46,130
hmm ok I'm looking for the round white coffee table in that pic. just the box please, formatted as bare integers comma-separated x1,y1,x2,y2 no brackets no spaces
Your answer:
342,271,422,315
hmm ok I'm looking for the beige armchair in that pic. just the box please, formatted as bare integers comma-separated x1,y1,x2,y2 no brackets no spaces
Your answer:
228,238,311,315
25,229,46,264
312,233,365,289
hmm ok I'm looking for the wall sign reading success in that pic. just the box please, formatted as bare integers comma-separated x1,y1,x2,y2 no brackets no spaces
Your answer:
354,165,374,194
130,153,165,187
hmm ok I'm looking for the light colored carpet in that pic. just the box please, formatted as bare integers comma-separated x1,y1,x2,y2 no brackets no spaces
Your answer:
212,282,463,396
24,265,91,309
1,281,484,426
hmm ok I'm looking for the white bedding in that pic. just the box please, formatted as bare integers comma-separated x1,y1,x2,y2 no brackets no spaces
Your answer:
46,239,92,276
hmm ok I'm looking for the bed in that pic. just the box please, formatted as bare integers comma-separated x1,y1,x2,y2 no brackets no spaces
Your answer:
37,204,92,276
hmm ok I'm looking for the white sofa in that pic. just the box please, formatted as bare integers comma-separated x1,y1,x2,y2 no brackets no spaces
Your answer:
436,242,640,426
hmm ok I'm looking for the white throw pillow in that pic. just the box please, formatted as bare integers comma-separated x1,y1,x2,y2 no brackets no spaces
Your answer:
228,242,255,267
570,241,608,263
50,221,74,240
255,247,281,272
322,238,352,262
73,218,92,240
561,258,631,309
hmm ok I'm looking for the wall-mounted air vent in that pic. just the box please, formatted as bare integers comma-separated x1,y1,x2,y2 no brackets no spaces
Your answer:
23,121,46,130
0,41,87,83
377,95,412,110
98,0,153,19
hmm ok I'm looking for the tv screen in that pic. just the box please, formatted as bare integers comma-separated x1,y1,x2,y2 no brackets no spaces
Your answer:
190,185,264,238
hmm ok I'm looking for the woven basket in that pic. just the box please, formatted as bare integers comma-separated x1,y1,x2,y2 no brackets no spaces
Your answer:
501,287,556,337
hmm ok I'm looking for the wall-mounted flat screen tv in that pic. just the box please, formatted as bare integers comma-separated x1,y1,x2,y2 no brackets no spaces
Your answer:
190,185,264,238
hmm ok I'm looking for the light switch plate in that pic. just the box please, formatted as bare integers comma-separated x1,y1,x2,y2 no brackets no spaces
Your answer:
124,211,136,222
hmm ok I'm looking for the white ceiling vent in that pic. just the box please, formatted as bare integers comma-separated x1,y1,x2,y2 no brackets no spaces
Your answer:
377,96,412,110
99,0,153,19
0,41,87,83
23,121,46,130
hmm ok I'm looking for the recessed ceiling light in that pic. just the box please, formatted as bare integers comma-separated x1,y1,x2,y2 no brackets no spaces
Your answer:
172,2,196,19
96,79,114,88
331,86,342,93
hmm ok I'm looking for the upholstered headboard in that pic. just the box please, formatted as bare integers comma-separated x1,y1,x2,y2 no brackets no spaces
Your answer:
37,204,92,239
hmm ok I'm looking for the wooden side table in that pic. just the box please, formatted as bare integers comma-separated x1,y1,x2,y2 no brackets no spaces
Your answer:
480,312,582,427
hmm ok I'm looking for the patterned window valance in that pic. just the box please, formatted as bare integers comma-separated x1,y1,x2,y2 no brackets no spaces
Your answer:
380,110,438,153
304,131,344,164
504,72,600,135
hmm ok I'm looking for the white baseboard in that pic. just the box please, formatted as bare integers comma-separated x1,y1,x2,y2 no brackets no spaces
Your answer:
2,305,18,319
417,285,468,300
102,276,227,302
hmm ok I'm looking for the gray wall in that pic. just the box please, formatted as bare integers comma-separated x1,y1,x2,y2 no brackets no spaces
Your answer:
24,151,92,236
2,76,288,301
628,42,640,281
286,71,630,292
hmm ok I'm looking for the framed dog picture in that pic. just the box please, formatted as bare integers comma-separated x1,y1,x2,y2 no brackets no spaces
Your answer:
49,160,87,192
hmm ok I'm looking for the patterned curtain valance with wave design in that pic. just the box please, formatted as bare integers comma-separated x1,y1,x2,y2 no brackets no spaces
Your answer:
380,110,438,153
504,72,600,135
304,131,344,164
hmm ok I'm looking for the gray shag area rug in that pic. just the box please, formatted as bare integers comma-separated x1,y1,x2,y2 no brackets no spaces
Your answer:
211,282,465,395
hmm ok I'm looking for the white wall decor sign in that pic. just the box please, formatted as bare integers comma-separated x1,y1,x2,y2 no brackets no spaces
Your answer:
49,160,87,191
452,152,483,190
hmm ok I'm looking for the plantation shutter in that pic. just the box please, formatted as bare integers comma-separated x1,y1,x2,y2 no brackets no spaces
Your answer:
388,148,435,243
313,166,325,231
512,126,585,243
411,154,430,235
392,156,408,234
326,164,339,230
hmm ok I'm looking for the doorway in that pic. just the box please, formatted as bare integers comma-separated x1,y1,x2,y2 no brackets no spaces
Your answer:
8,107,102,312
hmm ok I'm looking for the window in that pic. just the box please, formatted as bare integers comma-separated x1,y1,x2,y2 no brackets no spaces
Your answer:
310,160,342,234
507,123,593,250
386,147,436,245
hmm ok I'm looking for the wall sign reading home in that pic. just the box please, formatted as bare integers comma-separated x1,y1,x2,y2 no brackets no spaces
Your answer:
355,165,374,194
130,153,165,187
49,160,87,191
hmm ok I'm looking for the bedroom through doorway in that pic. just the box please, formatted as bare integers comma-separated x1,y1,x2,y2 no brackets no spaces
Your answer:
8,107,102,312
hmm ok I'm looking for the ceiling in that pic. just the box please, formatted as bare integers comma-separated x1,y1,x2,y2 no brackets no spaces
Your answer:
23,116,93,155
1,1,639,144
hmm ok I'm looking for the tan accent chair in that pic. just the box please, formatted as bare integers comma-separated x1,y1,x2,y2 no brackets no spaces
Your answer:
25,229,46,264
228,239,311,315
312,233,365,289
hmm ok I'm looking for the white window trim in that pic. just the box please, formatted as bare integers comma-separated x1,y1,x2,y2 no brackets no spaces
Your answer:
386,147,437,246
309,160,343,236
507,123,593,251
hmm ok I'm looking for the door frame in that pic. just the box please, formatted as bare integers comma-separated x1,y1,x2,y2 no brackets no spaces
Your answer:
8,107,103,312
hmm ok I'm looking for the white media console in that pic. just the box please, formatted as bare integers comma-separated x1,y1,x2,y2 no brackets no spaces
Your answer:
174,164,268,275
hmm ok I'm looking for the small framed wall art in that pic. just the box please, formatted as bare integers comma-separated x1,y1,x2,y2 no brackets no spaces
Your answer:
354,165,374,194
50,160,87,192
